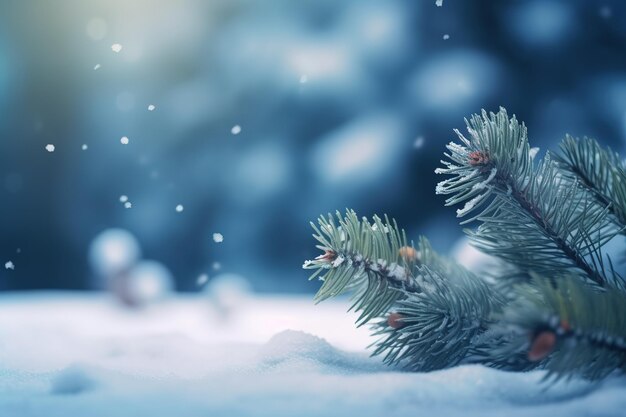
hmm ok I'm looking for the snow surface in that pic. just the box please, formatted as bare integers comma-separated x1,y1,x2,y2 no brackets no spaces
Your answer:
0,292,624,417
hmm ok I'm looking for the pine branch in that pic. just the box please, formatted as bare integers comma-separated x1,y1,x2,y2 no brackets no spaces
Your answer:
435,108,617,287
371,261,505,371
303,210,422,325
304,107,626,381
497,276,626,380
555,135,626,230
304,210,504,370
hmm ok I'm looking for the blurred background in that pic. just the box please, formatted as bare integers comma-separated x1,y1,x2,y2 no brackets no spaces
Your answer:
1,0,625,293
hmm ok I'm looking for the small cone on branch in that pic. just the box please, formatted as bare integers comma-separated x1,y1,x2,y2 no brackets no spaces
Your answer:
387,312,406,329
468,150,490,166
316,250,337,263
528,330,557,362
398,246,420,263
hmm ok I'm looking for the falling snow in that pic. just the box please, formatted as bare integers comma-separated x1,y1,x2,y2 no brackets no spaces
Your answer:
111,43,123,53
213,233,224,243
443,34,450,40
231,125,242,135
436,0,443,6
120,136,129,145
148,104,156,111
45,144,55,153
82,144,88,150
176,204,184,213
119,195,129,203
93,64,101,70
124,202,132,209
4,261,14,270
414,137,425,149
299,75,308,84
212,262,221,271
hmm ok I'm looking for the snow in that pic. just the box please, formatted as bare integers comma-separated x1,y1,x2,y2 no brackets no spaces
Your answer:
456,194,485,217
111,43,123,53
0,292,623,417
413,136,424,149
50,365,96,395
82,144,88,150
93,64,101,71
529,147,540,160
231,125,242,135
213,233,224,243
120,136,129,145
4,261,14,270
45,144,55,153
331,254,345,268
119,195,128,203
436,0,443,6
443,34,450,40
472,167,498,190
124,202,132,209
299,75,308,84
176,204,184,213
148,104,156,111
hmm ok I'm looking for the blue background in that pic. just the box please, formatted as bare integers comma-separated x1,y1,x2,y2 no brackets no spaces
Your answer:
1,0,625,292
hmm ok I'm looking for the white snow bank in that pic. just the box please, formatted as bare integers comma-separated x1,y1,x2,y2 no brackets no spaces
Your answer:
0,292,623,417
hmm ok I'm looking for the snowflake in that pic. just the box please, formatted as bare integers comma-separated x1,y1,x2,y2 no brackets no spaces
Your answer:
45,144,55,153
4,261,14,270
176,204,184,213
213,233,224,243
120,136,129,145
111,43,123,53
231,125,242,135
148,104,156,111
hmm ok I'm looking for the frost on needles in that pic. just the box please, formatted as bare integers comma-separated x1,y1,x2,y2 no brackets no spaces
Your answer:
303,107,626,381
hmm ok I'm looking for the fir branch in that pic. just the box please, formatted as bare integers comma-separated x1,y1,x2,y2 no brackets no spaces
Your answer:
371,262,505,371
304,211,504,370
498,277,626,380
555,135,626,230
303,210,423,325
435,108,616,287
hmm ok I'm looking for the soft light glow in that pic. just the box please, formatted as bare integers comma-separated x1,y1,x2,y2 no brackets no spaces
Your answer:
88,229,141,277
312,115,404,184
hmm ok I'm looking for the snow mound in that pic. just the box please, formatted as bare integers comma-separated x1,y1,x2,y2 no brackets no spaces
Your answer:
0,293,624,416
258,330,385,374
50,365,96,395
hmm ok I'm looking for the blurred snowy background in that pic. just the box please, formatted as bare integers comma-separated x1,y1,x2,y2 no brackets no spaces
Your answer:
1,0,626,293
